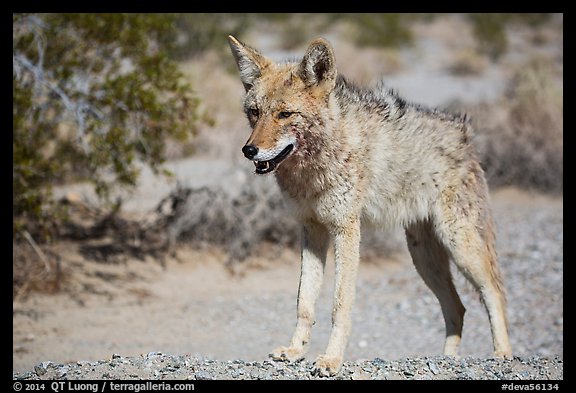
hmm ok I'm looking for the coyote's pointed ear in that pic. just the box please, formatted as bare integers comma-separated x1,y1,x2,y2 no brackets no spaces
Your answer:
228,35,270,91
299,38,337,90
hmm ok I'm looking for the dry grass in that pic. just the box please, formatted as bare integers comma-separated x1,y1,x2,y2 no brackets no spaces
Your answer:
145,177,297,266
472,57,563,193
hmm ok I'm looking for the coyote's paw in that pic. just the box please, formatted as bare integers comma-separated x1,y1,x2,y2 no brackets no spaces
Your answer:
269,346,305,362
494,350,513,360
313,354,342,377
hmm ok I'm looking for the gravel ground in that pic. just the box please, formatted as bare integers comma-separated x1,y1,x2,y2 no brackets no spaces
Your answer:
14,353,563,380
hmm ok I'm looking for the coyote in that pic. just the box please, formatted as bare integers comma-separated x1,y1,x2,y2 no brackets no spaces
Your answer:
228,35,512,376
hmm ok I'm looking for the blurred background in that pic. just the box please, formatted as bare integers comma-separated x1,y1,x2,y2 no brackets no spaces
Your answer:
13,13,563,374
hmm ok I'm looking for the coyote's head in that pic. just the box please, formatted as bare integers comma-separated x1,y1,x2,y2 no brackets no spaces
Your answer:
228,35,337,174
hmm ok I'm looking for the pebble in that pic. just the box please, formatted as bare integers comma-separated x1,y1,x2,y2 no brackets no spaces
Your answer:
195,371,212,380
33,361,53,376
427,361,440,375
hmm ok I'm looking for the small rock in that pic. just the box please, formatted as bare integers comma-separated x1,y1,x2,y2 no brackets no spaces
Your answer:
195,371,212,380
34,361,53,376
34,365,46,376
358,340,368,348
427,361,440,375
351,371,369,380
57,366,69,378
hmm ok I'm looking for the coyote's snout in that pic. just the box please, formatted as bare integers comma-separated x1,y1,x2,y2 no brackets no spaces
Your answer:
242,141,295,174
228,35,512,377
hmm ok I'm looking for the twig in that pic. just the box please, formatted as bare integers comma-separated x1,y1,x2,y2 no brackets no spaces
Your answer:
20,230,51,274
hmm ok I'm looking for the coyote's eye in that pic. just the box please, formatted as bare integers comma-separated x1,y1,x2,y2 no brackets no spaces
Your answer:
278,111,293,119
249,108,259,118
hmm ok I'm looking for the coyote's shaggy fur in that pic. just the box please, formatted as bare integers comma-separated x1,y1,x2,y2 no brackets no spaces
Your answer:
228,35,512,376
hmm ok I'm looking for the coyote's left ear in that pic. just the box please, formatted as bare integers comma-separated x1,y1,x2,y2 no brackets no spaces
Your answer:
299,38,337,90
228,35,271,91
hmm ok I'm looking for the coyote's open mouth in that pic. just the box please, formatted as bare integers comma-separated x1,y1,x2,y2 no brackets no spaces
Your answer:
254,144,294,174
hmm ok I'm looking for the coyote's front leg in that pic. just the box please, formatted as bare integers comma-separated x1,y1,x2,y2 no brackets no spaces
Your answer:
270,220,329,362
314,217,361,376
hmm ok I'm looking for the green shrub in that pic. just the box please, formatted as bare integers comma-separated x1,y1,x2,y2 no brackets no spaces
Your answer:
13,13,205,241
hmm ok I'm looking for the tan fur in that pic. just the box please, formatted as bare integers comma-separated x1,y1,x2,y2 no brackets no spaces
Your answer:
228,35,512,376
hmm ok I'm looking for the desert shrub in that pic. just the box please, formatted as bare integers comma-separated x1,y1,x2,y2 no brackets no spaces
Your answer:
169,13,252,59
467,13,552,60
346,13,415,49
160,178,300,265
473,58,563,193
13,13,205,241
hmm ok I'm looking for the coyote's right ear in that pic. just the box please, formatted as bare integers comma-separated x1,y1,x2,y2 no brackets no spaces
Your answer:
228,35,270,91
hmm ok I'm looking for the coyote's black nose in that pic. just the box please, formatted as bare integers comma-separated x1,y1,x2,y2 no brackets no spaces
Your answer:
242,145,258,159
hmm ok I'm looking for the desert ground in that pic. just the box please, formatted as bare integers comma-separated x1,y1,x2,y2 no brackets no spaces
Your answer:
13,184,563,376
